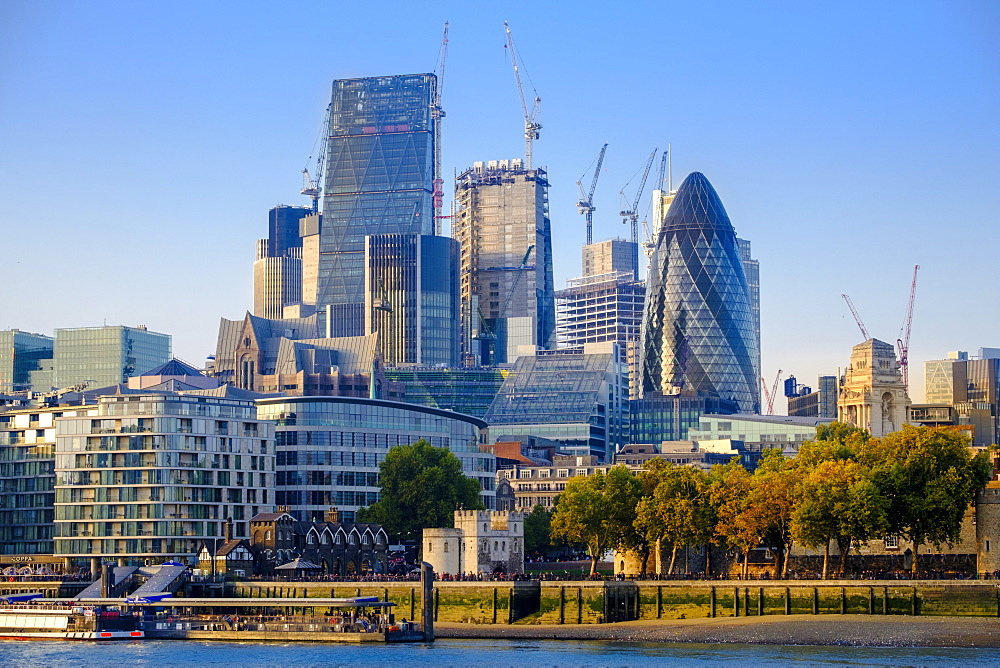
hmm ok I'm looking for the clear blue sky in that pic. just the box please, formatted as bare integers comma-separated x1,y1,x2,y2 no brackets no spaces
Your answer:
2,1,998,406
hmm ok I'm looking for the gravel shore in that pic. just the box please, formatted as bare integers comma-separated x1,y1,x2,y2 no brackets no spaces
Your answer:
434,614,1000,647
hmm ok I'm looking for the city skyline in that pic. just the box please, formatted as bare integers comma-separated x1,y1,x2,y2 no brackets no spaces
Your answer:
2,2,999,405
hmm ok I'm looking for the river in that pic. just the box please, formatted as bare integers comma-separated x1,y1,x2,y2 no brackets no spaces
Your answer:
1,639,999,666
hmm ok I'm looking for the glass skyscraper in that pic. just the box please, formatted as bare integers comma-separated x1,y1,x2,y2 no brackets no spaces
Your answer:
640,172,759,413
0,330,53,393
318,74,437,336
53,326,172,389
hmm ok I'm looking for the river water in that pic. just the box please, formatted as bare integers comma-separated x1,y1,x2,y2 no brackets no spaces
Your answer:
1,639,999,666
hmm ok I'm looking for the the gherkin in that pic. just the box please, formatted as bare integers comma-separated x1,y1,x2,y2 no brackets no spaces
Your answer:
640,172,759,413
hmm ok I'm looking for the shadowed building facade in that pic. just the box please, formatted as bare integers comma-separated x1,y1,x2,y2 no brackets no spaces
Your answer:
640,172,759,414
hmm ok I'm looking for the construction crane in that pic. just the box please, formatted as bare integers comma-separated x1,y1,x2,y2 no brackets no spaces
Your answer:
478,245,535,364
431,21,449,234
897,264,919,389
841,294,870,341
760,369,782,415
619,148,658,280
576,143,608,245
300,103,333,213
503,21,541,170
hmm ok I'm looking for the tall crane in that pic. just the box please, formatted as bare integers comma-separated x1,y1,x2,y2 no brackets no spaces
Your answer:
431,22,449,234
760,369,782,415
503,22,541,170
576,143,608,245
841,294,870,341
897,264,919,389
300,104,333,213
619,149,658,280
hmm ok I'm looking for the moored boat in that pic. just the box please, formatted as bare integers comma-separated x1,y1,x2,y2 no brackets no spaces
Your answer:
0,595,143,641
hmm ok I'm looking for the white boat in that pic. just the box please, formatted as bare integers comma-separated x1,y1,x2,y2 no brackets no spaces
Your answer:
0,598,143,641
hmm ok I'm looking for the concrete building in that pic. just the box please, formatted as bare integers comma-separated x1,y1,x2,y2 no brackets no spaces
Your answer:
484,343,629,462
257,395,496,523
640,172,760,413
555,271,645,350
53,389,276,567
317,74,438,337
496,455,608,511
423,509,525,575
0,330,53,394
254,242,303,320
365,234,460,367
923,350,1000,446
838,339,911,437
454,159,555,365
582,238,636,279
786,375,838,418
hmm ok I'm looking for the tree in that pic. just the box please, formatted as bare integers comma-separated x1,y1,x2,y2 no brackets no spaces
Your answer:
550,466,642,575
708,460,755,577
635,462,713,575
791,459,888,578
357,439,482,543
862,425,992,575
524,504,552,557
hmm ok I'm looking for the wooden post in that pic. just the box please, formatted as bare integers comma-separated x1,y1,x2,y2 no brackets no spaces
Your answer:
577,587,583,624
911,587,918,616
883,586,888,615
410,587,415,620
657,585,663,619
784,587,790,615
868,587,874,615
812,587,819,615
758,587,764,616
840,587,846,615
420,562,434,641
508,588,514,624
734,587,739,616
558,586,564,624
495,587,500,624
434,588,440,621
711,586,717,618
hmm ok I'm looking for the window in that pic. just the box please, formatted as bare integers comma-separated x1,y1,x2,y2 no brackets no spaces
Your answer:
443,542,449,553
557,469,569,478
884,535,899,550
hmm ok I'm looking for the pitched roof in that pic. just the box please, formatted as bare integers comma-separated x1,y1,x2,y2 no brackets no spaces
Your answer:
144,358,205,377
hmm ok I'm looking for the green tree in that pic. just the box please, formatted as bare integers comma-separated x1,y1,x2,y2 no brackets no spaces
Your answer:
708,461,755,577
635,462,713,575
524,504,552,557
357,439,482,543
550,466,642,575
791,459,888,578
862,425,992,575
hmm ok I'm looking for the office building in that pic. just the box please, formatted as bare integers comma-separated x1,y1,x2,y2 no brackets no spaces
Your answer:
838,338,911,437
365,234,459,367
582,238,636,279
0,405,92,556
382,367,508,419
257,396,495,522
786,375,837,418
52,326,172,390
923,350,1000,446
555,271,645,349
0,330,53,394
687,413,834,469
317,74,438,336
254,242,303,320
629,392,739,443
53,389,275,566
640,172,760,413
484,343,629,462
454,159,555,365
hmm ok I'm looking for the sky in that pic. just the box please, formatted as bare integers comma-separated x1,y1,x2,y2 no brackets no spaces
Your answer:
2,1,998,409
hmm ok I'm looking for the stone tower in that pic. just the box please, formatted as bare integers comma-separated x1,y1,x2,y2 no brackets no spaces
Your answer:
837,338,911,437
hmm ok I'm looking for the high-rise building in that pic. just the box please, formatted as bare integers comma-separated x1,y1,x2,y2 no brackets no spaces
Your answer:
737,237,760,374
640,172,760,413
365,234,459,367
317,74,438,337
454,160,555,365
52,325,172,390
786,375,838,418
0,330,53,393
582,238,636,278
383,367,509,419
253,205,312,319
923,350,1000,446
484,343,629,462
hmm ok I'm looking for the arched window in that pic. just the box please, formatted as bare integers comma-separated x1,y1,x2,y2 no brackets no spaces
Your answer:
494,541,498,551
483,523,487,531
307,533,315,544
428,542,433,553
502,541,506,551
321,533,329,544
265,530,271,540
444,542,449,553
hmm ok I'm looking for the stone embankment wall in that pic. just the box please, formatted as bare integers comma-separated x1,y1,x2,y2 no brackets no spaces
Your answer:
224,580,1000,623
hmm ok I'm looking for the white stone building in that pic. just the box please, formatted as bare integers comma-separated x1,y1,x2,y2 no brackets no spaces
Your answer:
838,338,911,437
423,509,525,575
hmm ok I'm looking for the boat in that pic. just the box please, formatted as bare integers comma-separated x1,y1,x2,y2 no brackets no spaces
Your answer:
0,595,143,641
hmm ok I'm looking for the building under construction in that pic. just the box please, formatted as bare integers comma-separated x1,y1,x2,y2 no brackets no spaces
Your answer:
454,160,555,365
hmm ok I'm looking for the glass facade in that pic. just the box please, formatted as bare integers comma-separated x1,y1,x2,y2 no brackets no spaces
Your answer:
53,393,275,564
923,355,999,446
0,406,91,555
318,74,437,334
268,205,311,259
640,172,760,413
688,414,832,469
484,345,628,462
365,234,459,367
53,326,172,389
629,393,739,443
383,368,508,419
256,396,494,523
0,330,53,393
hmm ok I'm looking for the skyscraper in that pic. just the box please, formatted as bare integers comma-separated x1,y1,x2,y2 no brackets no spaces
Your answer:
0,330,53,393
317,74,438,337
52,325,172,389
454,159,555,365
640,172,759,413
253,205,312,320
